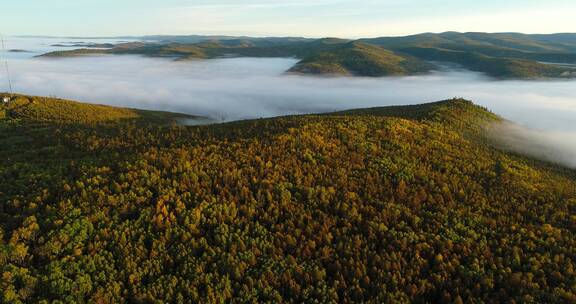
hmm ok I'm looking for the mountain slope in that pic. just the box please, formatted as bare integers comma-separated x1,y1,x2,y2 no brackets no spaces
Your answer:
1,96,575,303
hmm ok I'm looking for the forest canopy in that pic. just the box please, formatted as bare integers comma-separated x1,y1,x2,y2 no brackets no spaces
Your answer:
0,95,575,303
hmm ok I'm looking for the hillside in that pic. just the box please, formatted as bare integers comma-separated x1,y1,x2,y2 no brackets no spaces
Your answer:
363,32,576,78
400,47,575,79
288,42,432,76
1,95,575,303
0,94,200,124
38,32,576,79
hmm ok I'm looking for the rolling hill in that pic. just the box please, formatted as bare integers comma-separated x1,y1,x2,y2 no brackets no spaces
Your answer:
1,95,575,303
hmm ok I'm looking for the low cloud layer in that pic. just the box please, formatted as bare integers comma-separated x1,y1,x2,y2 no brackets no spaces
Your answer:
1,38,576,168
489,122,576,169
3,56,575,128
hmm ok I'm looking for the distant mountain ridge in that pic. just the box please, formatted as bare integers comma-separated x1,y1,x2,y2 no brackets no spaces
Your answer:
39,32,576,79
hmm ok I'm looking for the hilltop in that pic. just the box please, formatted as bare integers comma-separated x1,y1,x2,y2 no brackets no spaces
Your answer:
39,32,576,79
1,95,575,303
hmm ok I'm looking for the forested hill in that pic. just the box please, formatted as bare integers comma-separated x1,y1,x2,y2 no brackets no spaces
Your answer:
287,42,433,76
1,95,575,303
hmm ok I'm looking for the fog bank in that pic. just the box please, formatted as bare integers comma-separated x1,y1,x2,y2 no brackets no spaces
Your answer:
2,56,575,129
489,122,576,169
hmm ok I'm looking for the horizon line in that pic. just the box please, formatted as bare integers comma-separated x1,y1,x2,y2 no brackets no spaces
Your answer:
11,31,576,40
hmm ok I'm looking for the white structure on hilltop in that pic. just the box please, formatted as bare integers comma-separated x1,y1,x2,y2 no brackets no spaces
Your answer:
2,96,10,103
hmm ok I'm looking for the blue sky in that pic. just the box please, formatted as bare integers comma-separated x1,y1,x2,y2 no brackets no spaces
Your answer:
2,0,575,37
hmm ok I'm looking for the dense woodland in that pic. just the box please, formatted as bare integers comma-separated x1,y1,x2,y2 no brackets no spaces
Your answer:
0,95,575,303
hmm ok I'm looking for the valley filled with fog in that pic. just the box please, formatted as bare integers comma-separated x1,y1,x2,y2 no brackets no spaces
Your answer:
2,37,576,167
